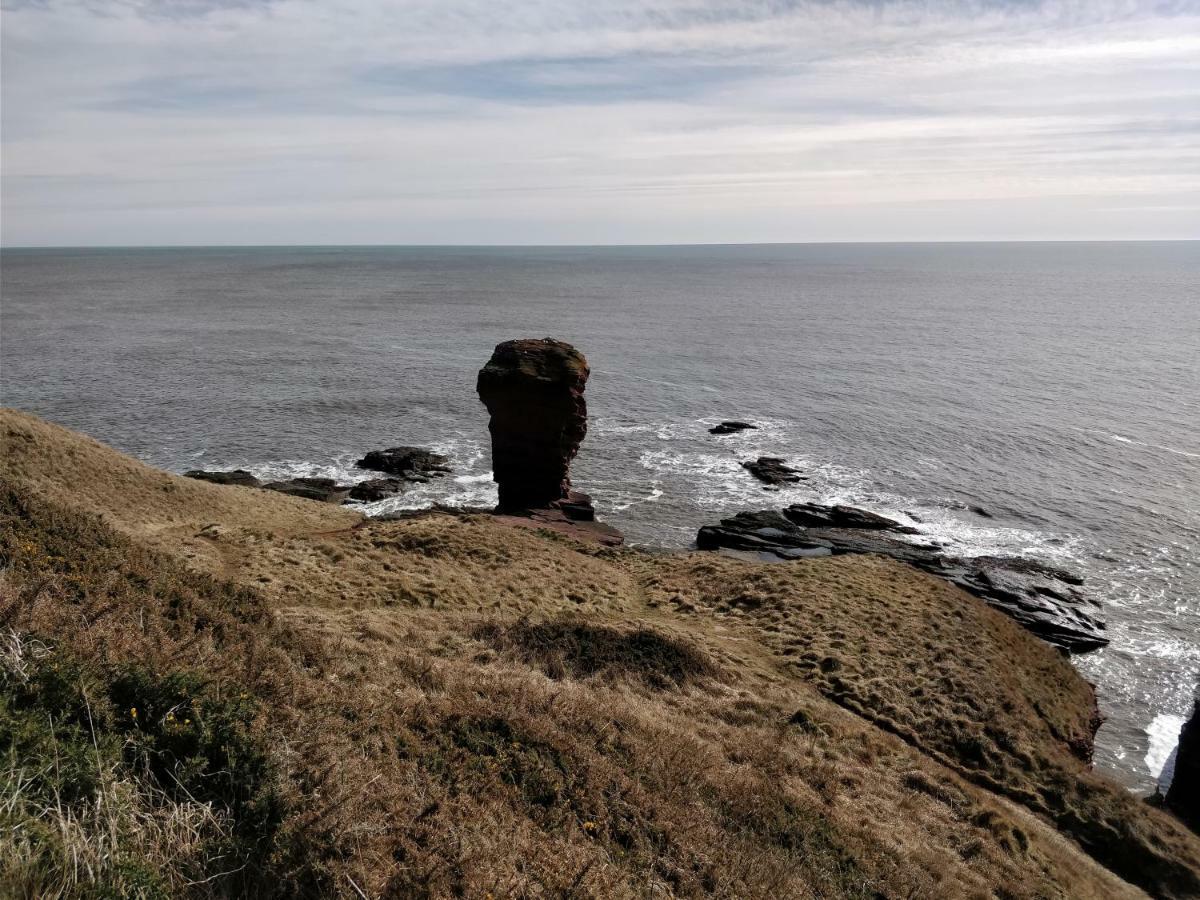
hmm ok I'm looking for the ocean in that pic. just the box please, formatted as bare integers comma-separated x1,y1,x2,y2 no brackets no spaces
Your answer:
2,242,1196,792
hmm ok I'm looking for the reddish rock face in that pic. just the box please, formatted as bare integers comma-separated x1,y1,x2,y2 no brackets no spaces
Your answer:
476,338,589,513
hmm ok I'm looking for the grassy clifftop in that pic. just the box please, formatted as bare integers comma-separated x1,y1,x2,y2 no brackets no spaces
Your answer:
2,408,1198,898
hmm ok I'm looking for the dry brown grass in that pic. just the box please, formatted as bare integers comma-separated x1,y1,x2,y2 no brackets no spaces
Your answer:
3,407,1199,898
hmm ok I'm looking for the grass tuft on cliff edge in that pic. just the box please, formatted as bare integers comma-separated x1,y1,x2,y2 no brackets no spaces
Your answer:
3,406,1200,898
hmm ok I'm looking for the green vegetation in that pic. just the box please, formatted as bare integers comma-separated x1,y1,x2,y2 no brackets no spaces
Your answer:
0,635,280,898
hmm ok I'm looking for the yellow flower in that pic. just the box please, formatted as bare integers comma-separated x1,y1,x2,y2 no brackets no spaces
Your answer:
130,708,138,719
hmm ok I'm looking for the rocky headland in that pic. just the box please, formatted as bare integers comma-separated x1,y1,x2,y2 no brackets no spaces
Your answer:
3,340,1199,897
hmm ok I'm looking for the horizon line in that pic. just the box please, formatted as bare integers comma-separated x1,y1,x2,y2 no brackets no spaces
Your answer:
2,238,1197,251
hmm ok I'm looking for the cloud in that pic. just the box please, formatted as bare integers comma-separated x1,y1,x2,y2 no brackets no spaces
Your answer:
2,0,1198,244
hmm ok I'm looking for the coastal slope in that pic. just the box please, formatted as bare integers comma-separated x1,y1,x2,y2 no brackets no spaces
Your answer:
3,408,1199,899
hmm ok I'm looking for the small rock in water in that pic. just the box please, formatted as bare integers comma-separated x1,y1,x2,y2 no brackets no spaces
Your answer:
357,447,451,479
184,469,261,488
553,490,597,522
710,420,758,435
349,478,404,502
969,504,994,518
743,457,804,485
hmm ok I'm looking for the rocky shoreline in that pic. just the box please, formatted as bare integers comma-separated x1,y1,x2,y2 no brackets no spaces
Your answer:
694,504,1107,653
186,348,1109,655
170,339,1200,834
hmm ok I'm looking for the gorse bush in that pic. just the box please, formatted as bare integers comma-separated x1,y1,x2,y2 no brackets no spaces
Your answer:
0,480,297,897
1,636,114,807
0,630,283,898
108,668,283,843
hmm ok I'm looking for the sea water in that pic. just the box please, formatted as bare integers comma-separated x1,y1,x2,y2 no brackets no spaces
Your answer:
3,241,1197,791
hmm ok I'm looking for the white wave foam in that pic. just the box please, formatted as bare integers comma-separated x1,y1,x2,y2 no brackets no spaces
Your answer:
634,441,1086,565
898,510,1084,564
454,472,494,484
212,435,496,515
1146,714,1184,791
245,454,365,486
598,483,665,512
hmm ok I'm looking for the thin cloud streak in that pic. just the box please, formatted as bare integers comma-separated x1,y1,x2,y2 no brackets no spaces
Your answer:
2,0,1197,245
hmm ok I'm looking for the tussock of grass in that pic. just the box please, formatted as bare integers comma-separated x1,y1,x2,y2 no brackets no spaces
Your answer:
473,618,718,687
3,407,1200,898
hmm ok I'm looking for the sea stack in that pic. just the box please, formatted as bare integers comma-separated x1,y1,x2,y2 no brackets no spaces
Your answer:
477,338,590,513
1168,695,1200,831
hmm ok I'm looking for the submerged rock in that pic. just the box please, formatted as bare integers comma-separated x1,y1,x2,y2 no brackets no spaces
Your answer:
695,502,1107,653
184,469,261,488
476,338,589,513
743,457,804,485
710,421,757,435
1168,696,1200,832
262,477,352,504
356,447,450,480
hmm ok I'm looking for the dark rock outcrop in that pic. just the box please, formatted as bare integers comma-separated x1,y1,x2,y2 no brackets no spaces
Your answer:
743,457,804,486
262,477,352,504
356,447,450,480
783,502,918,533
710,421,757,435
1168,697,1200,832
476,338,589,513
695,503,1107,654
349,478,404,502
184,469,261,488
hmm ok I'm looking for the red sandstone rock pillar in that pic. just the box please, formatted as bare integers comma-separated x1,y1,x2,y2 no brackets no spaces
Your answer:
476,338,589,513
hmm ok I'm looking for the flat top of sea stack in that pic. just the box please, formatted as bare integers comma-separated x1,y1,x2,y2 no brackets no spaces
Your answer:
478,338,589,385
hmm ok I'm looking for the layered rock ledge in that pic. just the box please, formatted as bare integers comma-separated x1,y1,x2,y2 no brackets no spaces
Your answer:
697,503,1107,653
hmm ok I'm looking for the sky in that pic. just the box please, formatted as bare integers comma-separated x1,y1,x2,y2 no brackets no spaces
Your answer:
1,0,1198,246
